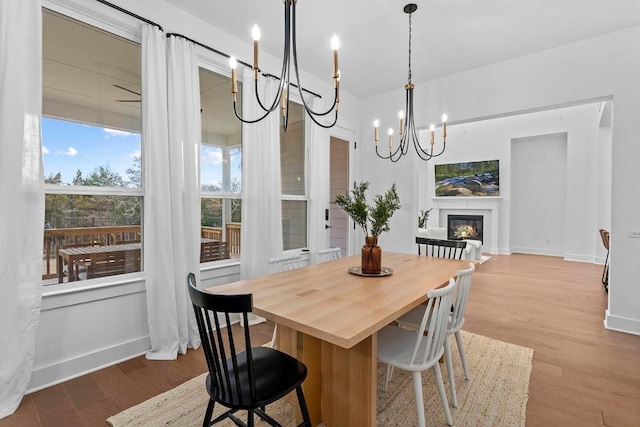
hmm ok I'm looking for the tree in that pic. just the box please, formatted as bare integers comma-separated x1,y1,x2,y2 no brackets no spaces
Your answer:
72,170,83,185
83,165,125,187
126,156,141,188
45,172,62,184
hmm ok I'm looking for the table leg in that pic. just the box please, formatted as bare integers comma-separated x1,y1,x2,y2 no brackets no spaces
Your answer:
57,254,64,283
278,326,322,426
321,335,376,427
278,326,376,427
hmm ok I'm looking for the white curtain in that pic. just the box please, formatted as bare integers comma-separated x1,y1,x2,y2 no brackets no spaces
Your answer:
240,68,282,325
306,97,329,263
142,25,200,360
166,35,201,352
0,0,44,418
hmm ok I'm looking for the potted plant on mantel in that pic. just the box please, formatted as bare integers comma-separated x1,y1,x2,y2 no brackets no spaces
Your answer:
333,181,401,274
417,208,432,237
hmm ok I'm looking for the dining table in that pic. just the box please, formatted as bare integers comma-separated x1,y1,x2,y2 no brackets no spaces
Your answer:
57,242,141,283
207,251,473,427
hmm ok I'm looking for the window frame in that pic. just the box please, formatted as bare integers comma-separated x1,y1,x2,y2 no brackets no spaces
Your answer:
197,60,244,264
280,97,310,253
41,3,145,292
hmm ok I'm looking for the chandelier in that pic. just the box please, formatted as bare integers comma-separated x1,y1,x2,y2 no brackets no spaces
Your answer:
229,0,340,131
374,3,448,162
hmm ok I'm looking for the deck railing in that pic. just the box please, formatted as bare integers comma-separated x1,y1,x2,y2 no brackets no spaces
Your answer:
43,223,242,281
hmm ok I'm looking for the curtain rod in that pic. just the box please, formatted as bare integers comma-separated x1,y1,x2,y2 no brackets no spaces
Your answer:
93,1,321,99
95,0,162,31
167,33,321,99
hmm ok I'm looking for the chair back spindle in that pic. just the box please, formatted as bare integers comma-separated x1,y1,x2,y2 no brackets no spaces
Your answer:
410,278,456,366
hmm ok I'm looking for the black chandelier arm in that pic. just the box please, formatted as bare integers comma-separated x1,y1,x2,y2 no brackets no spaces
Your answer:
375,140,406,161
232,100,277,124
305,109,339,129
290,1,339,117
254,1,292,114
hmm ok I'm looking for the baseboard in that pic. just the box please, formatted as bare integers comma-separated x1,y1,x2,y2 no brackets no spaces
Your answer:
604,310,640,336
510,246,565,257
27,336,151,393
563,253,595,263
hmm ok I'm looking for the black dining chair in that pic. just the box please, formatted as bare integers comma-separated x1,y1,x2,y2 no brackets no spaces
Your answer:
187,273,312,427
421,238,468,259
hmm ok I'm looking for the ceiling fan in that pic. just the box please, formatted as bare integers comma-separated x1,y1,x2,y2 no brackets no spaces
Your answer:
114,84,140,102
113,84,203,112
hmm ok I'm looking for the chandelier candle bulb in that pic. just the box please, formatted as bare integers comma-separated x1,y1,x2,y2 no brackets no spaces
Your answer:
331,35,340,79
252,24,261,78
388,128,393,149
442,113,447,138
374,120,379,145
430,124,435,145
398,111,404,136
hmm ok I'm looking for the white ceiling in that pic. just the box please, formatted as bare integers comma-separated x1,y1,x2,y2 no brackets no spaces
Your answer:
164,0,640,98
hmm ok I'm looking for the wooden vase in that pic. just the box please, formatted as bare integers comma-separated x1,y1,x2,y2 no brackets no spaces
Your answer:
361,236,382,275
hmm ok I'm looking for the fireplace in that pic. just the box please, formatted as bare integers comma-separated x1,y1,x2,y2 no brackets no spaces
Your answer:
447,215,483,242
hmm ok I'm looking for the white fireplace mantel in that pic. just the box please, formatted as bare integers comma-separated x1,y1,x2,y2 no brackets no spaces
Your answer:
430,197,501,254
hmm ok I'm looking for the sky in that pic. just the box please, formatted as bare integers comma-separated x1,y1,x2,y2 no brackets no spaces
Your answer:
42,117,140,185
42,117,242,190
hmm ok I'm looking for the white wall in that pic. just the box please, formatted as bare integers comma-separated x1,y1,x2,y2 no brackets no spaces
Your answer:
510,133,568,256
356,27,640,335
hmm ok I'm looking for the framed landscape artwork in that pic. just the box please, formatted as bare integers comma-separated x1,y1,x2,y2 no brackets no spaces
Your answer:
434,160,500,197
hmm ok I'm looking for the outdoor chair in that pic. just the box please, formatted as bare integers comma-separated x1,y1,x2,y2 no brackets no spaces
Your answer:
187,273,312,427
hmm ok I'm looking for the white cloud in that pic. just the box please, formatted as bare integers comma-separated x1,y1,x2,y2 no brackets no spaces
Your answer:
202,148,223,165
129,149,141,159
63,147,78,156
104,128,136,137
42,146,50,154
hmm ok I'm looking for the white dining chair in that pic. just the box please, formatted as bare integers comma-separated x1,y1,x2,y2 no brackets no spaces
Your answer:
317,247,342,263
395,263,475,408
377,277,458,427
268,255,302,273
264,255,303,349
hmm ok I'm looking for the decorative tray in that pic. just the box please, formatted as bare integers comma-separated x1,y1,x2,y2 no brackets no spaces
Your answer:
348,266,393,277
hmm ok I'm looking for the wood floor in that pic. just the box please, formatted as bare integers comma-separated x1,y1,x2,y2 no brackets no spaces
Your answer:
2,254,639,426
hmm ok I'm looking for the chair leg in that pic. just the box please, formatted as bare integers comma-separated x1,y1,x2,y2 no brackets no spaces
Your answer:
433,365,453,426
602,251,609,285
455,330,470,381
270,324,278,349
203,399,214,427
296,385,313,427
384,364,393,392
411,371,427,427
444,337,458,408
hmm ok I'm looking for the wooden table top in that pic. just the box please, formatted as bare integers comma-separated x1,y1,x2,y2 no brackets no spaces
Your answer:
58,243,141,256
209,252,472,349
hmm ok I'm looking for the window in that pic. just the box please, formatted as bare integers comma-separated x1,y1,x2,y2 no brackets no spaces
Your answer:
42,9,142,285
199,67,242,262
280,102,308,250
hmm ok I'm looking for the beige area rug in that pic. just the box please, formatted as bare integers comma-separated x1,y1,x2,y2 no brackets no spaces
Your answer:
107,331,533,427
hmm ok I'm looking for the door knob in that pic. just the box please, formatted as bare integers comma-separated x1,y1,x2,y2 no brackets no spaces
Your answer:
325,224,332,229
